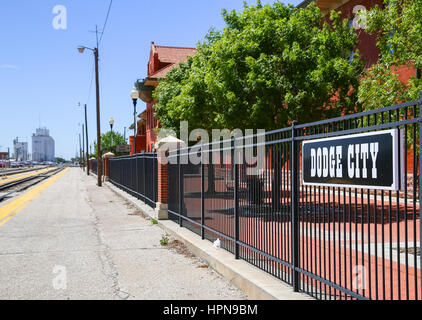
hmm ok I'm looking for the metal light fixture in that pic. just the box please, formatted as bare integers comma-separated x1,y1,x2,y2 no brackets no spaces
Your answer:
130,87,139,100
109,117,114,152
130,87,139,155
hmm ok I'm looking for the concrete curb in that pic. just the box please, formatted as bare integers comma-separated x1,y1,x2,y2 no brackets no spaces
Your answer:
101,177,311,300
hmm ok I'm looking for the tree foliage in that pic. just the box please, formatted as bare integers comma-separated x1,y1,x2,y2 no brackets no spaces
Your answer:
55,157,67,163
358,0,422,110
365,0,422,70
92,131,126,157
153,1,362,134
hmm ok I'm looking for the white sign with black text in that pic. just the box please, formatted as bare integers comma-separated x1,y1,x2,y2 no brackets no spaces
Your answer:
302,129,401,190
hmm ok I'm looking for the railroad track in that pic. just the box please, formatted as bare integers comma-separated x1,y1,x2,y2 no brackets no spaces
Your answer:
0,166,48,178
0,167,64,202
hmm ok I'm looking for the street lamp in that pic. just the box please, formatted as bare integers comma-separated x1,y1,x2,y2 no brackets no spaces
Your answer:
109,117,114,152
130,87,139,155
77,103,89,175
78,44,102,186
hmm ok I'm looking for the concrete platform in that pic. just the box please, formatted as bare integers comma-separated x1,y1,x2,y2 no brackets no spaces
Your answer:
105,178,311,300
0,168,248,300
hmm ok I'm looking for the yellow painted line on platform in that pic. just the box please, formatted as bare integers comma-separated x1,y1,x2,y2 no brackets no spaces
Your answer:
0,168,69,227
0,168,54,186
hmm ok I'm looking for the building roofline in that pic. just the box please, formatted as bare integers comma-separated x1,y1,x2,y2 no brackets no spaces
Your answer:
297,0,314,8
154,44,196,50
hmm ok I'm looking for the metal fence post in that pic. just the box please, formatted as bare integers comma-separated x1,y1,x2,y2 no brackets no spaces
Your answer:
143,151,146,203
291,120,300,292
201,145,205,240
178,148,183,227
136,155,139,200
419,90,422,296
233,138,239,260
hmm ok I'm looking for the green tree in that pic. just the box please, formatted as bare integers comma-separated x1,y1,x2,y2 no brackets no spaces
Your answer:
365,0,422,71
358,0,422,110
92,131,126,157
153,1,362,134
55,157,66,164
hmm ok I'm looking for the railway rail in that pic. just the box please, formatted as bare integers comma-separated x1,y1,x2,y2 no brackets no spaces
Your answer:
0,166,48,178
0,167,64,202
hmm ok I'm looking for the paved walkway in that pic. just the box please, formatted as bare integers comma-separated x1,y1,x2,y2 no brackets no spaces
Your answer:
0,168,247,300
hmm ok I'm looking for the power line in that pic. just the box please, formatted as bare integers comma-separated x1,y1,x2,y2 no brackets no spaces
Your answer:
84,0,113,108
86,59,95,105
98,0,113,46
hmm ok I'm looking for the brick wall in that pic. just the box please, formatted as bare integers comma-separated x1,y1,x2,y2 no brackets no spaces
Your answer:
129,135,146,155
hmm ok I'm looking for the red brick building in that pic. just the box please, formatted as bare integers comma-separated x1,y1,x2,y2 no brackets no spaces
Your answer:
129,111,147,155
133,42,196,153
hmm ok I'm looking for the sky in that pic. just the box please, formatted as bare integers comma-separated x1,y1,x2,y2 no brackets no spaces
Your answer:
0,0,301,160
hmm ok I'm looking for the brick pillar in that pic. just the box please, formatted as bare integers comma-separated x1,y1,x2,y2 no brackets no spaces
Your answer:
89,157,96,172
154,136,187,220
155,154,169,220
102,152,115,182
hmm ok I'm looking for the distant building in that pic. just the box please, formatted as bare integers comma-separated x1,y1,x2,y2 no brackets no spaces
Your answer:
13,137,28,161
32,127,55,162
0,152,8,160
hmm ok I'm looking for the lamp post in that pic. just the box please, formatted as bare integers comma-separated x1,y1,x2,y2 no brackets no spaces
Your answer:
78,103,90,175
130,87,139,155
109,117,114,153
78,45,102,186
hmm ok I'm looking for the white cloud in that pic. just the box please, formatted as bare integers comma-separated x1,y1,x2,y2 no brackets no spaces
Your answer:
0,64,18,70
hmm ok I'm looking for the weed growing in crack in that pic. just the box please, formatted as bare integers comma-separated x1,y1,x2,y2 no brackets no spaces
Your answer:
160,236,169,246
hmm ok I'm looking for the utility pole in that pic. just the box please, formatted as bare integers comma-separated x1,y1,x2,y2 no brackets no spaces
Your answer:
82,124,85,171
85,104,89,175
94,48,102,185
79,133,82,169
77,25,102,186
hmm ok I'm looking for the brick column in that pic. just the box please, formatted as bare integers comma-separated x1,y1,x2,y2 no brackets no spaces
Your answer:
155,136,186,220
155,154,169,220
102,152,115,182
89,157,95,171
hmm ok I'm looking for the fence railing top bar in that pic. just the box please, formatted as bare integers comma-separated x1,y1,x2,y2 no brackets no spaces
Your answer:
295,96,422,130
295,117,420,141
109,152,157,160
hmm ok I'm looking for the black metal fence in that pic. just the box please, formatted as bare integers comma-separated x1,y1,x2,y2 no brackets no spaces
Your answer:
108,153,158,208
167,93,422,300
92,159,98,175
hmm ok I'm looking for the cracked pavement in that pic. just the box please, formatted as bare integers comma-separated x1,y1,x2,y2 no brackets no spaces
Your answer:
0,168,248,300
